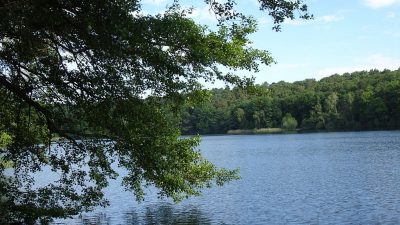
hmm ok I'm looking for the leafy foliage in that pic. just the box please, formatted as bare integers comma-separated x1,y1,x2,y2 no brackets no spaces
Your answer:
0,0,311,223
180,69,400,134
282,113,298,130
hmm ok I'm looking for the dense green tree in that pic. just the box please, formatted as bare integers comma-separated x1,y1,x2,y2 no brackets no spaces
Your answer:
0,0,311,223
180,68,400,134
324,92,339,129
234,107,247,129
337,92,355,128
324,92,338,114
301,102,325,130
281,113,297,130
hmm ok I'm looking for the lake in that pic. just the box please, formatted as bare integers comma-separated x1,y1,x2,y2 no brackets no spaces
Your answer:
53,131,400,225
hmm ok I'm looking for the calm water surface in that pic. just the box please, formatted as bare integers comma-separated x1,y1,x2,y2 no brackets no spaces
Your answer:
53,131,400,225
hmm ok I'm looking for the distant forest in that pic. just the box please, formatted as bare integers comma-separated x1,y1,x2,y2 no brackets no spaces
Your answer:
179,69,400,134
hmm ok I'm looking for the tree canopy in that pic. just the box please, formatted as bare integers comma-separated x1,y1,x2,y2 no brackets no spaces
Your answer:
179,69,400,134
0,0,311,223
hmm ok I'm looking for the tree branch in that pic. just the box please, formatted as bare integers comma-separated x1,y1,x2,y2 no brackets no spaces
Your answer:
0,74,83,149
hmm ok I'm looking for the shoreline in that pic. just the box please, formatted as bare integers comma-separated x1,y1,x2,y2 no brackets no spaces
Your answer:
182,128,400,137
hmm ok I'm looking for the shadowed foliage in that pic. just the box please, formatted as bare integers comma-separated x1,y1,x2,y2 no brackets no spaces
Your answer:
0,0,311,223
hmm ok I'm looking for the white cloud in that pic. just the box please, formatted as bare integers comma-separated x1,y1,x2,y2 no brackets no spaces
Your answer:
364,54,400,71
316,54,400,79
130,10,149,18
283,12,345,27
258,17,271,25
385,30,400,38
283,18,314,26
387,11,396,18
143,0,167,6
364,0,400,8
257,17,272,28
188,6,217,22
321,15,344,23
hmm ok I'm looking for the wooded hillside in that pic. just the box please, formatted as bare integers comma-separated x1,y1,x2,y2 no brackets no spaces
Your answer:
180,69,400,134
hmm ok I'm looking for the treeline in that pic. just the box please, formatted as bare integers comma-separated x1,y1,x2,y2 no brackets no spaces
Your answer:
179,69,400,134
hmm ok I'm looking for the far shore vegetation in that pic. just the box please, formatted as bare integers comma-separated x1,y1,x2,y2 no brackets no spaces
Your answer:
179,69,400,135
227,128,291,135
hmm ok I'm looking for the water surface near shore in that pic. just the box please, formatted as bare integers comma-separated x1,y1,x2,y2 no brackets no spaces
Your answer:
53,131,400,225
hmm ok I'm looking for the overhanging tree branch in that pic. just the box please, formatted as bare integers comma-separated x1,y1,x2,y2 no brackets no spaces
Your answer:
0,74,82,149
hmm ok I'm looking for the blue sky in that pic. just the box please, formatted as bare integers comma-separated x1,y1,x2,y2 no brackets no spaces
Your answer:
142,0,400,85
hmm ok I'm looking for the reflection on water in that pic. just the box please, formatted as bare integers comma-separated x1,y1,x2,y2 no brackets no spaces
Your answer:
79,213,109,225
74,204,211,225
